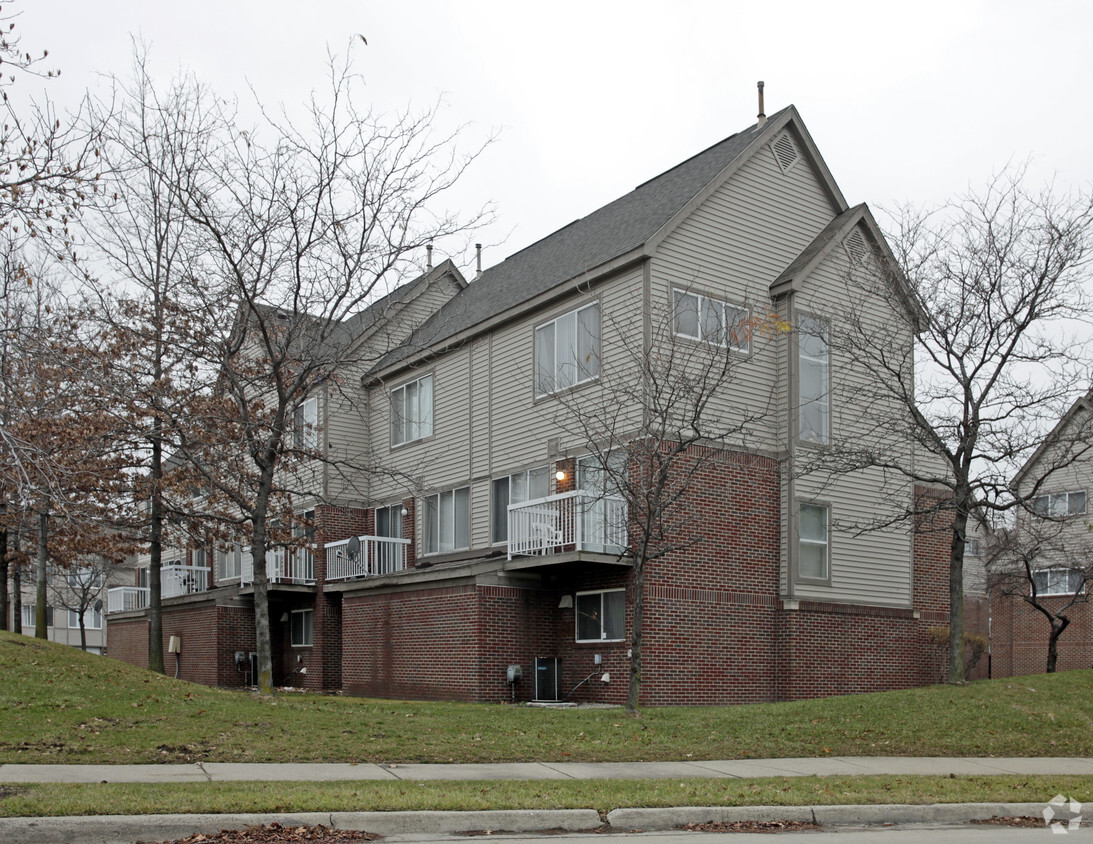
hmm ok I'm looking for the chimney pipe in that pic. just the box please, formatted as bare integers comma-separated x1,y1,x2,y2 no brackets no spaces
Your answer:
426,242,433,271
757,81,766,127
475,243,483,279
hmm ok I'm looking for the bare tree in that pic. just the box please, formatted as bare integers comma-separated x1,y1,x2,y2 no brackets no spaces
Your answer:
544,290,786,713
47,555,111,651
815,168,1093,683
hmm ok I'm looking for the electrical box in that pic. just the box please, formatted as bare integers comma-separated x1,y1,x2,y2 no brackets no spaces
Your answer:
506,664,522,683
167,636,181,653
234,651,246,664
534,657,562,701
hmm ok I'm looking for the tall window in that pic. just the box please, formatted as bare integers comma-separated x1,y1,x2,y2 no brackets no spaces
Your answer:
376,504,402,539
798,503,829,581
1032,491,1086,518
492,466,550,543
217,548,242,581
424,486,470,555
535,303,600,396
290,609,313,646
798,316,829,444
391,374,434,446
575,589,625,641
673,289,750,352
294,396,318,449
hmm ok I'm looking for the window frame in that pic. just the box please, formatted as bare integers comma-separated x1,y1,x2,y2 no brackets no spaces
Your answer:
797,501,831,584
491,465,551,545
798,315,830,445
423,485,471,556
293,396,319,449
1032,568,1085,597
535,302,601,398
1031,490,1087,518
68,607,103,630
290,608,314,647
672,288,750,353
390,373,435,448
375,503,403,539
575,588,626,642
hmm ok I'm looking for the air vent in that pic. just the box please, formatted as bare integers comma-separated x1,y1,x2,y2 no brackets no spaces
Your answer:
844,229,868,264
771,133,800,173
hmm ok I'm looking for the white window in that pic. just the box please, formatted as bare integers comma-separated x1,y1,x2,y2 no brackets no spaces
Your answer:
68,607,103,630
192,548,206,568
21,605,53,630
217,548,242,581
798,316,829,444
575,589,625,642
673,289,750,352
798,503,829,581
492,466,550,544
535,303,600,396
67,566,103,589
376,504,402,539
1032,491,1086,518
1032,568,1085,597
424,486,470,555
290,609,313,646
964,538,981,557
391,374,434,446
293,396,318,449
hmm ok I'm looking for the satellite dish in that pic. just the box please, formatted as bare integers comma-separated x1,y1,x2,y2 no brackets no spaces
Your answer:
346,536,361,560
94,599,103,613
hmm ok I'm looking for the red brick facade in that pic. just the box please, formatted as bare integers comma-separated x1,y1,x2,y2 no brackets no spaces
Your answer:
969,592,1093,678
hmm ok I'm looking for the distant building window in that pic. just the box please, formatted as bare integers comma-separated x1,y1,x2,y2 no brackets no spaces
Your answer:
293,396,318,449
424,486,470,555
1032,491,1086,518
290,609,313,647
1032,568,1085,597
492,466,550,544
965,538,980,558
391,374,434,446
68,607,103,630
798,316,829,444
67,566,103,588
575,589,625,642
798,503,829,581
21,605,54,630
535,303,600,396
673,289,750,352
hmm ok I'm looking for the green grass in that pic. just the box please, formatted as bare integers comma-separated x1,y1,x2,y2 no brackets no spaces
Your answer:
3,631,1092,765
2,776,1092,818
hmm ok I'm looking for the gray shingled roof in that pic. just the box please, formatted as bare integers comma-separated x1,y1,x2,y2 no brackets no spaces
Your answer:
370,108,790,375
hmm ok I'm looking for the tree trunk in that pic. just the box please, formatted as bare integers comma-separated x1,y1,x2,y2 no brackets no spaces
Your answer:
947,502,969,684
12,531,21,634
252,470,275,696
79,617,87,651
626,541,647,715
148,433,165,673
35,503,48,639
0,514,8,633
1046,618,1069,673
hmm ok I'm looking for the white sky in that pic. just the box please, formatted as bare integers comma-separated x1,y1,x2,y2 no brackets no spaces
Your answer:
20,0,1093,277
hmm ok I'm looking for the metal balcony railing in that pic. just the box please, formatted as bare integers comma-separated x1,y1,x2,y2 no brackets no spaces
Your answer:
107,586,149,613
325,535,410,581
240,547,315,586
507,490,627,559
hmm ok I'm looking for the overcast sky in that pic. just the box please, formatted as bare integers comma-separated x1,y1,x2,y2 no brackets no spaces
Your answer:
21,0,1093,278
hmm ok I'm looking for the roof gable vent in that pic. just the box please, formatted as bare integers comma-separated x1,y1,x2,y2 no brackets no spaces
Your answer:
771,132,800,174
844,229,868,264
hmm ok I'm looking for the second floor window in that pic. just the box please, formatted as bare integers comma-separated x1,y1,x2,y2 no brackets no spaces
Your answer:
1033,568,1085,596
424,486,470,554
492,466,550,544
673,289,750,352
217,548,241,581
391,374,434,446
798,316,829,444
294,397,318,449
1032,491,1086,518
536,303,600,396
798,502,829,581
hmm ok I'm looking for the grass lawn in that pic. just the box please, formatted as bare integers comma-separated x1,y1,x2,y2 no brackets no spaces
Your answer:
3,631,1092,765
3,775,1093,818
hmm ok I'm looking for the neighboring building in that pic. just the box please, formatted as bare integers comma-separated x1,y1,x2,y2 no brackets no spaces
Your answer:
107,105,951,704
977,393,1093,677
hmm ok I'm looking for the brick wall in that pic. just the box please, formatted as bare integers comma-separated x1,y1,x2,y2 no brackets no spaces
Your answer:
105,616,148,669
989,591,1093,677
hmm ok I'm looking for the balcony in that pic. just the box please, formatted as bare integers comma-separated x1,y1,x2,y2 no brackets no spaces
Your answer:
107,586,149,613
325,535,410,581
507,490,627,559
241,547,315,586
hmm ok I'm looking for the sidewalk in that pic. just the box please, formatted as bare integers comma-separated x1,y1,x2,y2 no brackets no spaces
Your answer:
3,755,1093,783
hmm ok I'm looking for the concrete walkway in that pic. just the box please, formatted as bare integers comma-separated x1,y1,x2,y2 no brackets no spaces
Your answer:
3,755,1093,783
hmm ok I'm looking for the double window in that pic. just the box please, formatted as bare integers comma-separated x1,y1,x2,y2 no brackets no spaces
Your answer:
391,374,434,446
69,607,103,630
1032,568,1085,597
67,566,103,589
424,486,470,555
1031,491,1086,518
798,316,829,444
21,605,54,630
535,303,600,397
673,289,750,352
492,466,550,544
575,589,625,641
290,609,313,647
294,397,318,449
798,502,829,581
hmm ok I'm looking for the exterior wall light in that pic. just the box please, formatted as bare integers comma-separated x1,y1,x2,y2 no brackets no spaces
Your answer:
555,470,566,482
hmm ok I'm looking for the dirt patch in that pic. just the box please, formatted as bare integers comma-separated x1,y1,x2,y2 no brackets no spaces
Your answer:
681,820,822,833
970,816,1043,828
138,822,381,843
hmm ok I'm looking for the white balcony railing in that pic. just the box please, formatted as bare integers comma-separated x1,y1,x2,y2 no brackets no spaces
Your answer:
325,535,410,581
161,564,211,599
507,490,628,559
240,546,315,586
107,586,149,613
